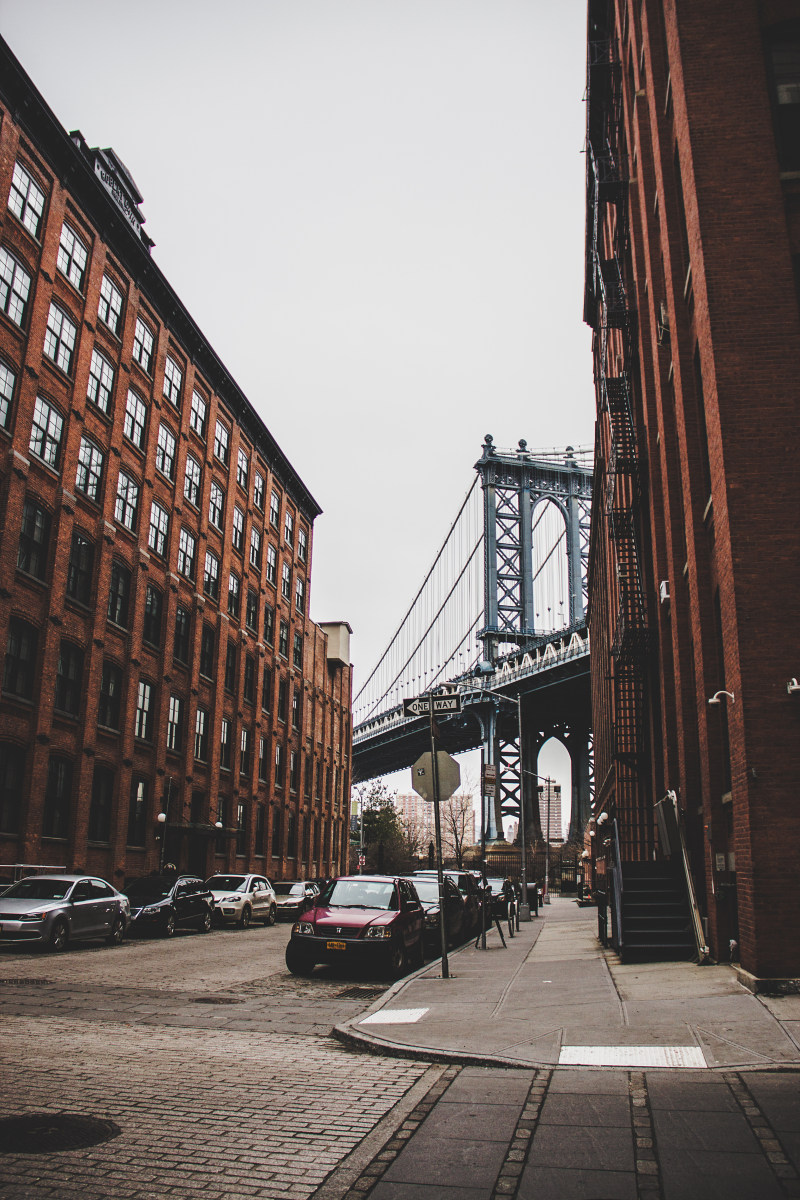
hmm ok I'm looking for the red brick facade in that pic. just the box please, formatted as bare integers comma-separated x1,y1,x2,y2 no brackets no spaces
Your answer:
585,0,800,979
0,39,352,890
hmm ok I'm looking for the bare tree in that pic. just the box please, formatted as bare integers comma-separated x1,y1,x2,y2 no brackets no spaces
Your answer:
441,787,477,867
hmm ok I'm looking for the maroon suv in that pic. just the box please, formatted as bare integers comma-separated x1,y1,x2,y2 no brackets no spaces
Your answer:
285,875,425,978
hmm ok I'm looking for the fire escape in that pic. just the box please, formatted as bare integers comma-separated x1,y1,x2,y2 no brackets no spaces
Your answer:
586,28,651,862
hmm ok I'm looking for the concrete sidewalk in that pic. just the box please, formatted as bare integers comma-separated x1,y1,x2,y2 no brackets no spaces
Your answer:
336,898,800,1071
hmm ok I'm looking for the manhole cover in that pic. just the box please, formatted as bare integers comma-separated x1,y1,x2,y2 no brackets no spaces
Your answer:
338,986,386,1000
0,1114,121,1154
192,996,243,1005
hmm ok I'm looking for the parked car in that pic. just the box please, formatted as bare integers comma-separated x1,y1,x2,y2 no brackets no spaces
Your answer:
402,874,465,953
483,876,510,917
413,869,483,934
123,874,214,937
273,880,319,921
0,874,130,951
285,875,424,978
206,874,277,928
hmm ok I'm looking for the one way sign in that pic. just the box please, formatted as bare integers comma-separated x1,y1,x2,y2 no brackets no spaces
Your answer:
403,694,462,717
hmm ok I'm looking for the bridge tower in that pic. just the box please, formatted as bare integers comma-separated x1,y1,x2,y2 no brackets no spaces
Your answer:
475,436,593,846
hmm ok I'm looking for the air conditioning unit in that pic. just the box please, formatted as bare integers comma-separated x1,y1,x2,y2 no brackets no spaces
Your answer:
659,580,670,604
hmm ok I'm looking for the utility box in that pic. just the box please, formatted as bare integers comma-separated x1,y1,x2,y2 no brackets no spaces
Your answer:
320,621,352,667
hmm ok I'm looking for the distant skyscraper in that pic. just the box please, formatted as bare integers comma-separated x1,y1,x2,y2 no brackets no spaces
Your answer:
537,782,563,844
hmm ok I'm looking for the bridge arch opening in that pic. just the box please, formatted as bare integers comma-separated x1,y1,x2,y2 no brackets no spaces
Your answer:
535,736,572,843
531,498,569,635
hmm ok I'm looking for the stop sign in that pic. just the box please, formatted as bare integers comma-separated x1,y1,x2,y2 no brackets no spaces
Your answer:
411,751,461,802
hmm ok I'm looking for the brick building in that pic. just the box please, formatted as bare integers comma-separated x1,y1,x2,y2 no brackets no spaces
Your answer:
0,37,353,889
585,0,800,982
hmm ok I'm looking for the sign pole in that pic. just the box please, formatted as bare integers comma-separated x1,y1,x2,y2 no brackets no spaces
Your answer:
429,691,450,979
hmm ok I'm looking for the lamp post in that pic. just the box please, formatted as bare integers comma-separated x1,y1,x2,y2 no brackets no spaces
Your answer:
157,777,173,872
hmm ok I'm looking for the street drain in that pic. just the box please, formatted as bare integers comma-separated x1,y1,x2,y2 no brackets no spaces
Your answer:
192,996,243,1005
0,1114,122,1154
0,979,52,987
338,986,386,1000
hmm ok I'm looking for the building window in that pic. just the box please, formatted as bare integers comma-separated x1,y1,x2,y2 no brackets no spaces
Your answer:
304,756,312,800
240,730,251,778
271,808,282,857
43,756,71,840
3,617,38,700
190,390,207,439
66,530,93,604
166,694,183,752
8,161,45,237
243,654,255,703
278,620,289,658
194,708,208,761
253,471,264,509
134,680,154,741
216,796,228,853
298,527,308,562
275,743,285,788
255,804,266,855
98,660,123,729
29,396,63,469
132,317,154,373
236,802,247,855
220,717,231,770
214,419,230,465
155,423,176,480
163,355,182,407
290,750,299,793
768,28,800,172
173,606,191,663
88,763,114,843
281,562,291,601
199,625,215,678
203,550,220,601
277,678,288,722
114,470,139,531
0,359,15,429
224,641,237,692
259,736,268,783
284,511,294,547
98,274,124,335
128,777,148,847
0,744,25,835
293,631,303,669
245,588,259,633
86,347,114,414
124,388,147,449
208,481,224,529
143,584,163,646
75,436,104,501
270,490,280,528
17,497,50,580
266,544,277,586
43,303,78,374
232,505,244,553
264,604,275,646
54,641,83,716
107,560,131,627
295,577,305,613
177,528,196,580
227,572,241,619
57,223,88,291
291,688,300,731
184,454,201,506
0,247,31,327
287,810,296,857
249,527,262,569
236,447,249,489
147,500,169,557
262,664,273,712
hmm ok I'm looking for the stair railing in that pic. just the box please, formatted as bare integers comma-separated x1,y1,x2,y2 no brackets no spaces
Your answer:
655,791,709,963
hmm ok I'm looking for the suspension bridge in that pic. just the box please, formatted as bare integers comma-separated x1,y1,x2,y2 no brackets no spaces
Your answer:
353,436,594,844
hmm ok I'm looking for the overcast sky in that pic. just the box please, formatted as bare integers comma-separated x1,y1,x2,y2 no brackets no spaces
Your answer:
2,1,594,828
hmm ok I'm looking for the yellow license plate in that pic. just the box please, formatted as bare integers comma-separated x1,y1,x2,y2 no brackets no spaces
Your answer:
327,940,346,951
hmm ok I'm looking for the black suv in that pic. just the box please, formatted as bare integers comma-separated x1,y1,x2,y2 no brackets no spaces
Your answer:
413,870,483,935
123,874,214,937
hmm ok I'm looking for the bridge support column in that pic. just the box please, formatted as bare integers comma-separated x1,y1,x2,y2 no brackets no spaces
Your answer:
476,705,502,842
568,726,592,842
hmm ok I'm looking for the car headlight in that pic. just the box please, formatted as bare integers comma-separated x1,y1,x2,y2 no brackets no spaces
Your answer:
222,896,241,904
364,926,392,939
142,905,162,915
293,922,314,935
20,911,48,921
424,912,439,926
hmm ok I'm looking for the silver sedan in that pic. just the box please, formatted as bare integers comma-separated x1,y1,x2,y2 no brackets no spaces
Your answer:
0,874,130,951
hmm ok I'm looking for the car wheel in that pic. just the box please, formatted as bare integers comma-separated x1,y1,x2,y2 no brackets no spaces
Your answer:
48,918,69,953
197,909,212,933
285,942,314,976
266,904,277,926
384,937,407,980
238,905,252,930
106,916,125,946
163,912,176,938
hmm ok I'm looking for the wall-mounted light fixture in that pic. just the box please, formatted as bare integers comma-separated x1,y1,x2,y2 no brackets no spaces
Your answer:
708,690,735,705
787,678,800,696
596,811,609,825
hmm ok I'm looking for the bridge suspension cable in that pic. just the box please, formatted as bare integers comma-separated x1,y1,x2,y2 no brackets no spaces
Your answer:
353,477,484,725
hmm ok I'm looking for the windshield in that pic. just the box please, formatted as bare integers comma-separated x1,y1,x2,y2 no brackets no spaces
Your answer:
323,880,398,910
408,880,440,903
3,878,72,900
124,877,174,901
207,876,247,892
274,882,305,897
